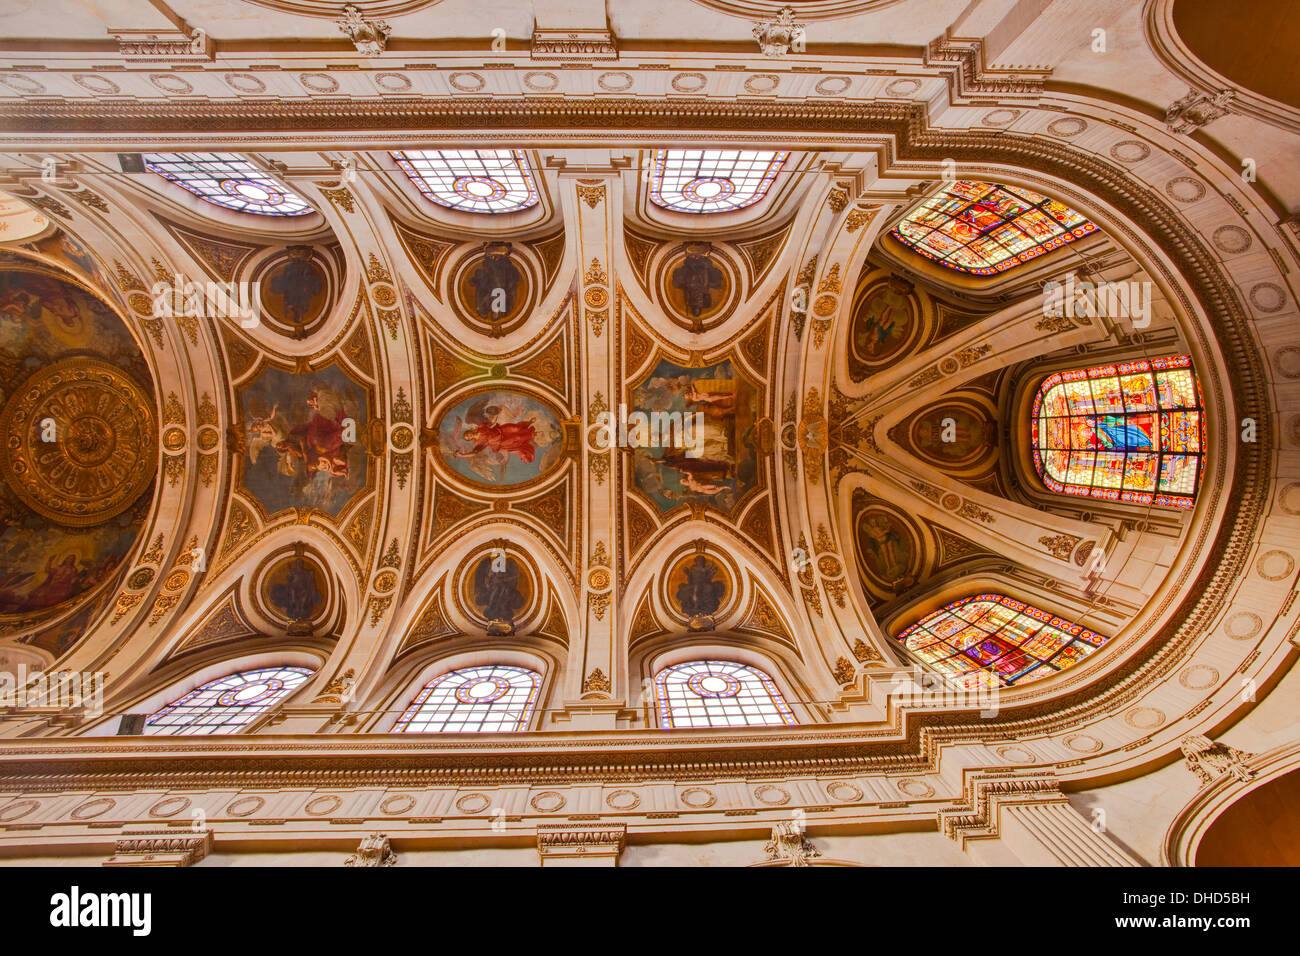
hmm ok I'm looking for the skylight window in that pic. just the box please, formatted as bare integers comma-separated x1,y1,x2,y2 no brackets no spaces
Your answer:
391,149,540,213
649,149,788,213
143,153,313,216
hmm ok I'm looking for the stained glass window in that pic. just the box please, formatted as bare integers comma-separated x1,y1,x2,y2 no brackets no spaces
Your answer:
655,660,796,729
897,594,1108,689
144,666,313,736
649,149,788,214
891,181,1097,275
392,665,539,733
142,153,313,216
391,149,540,213
1032,353,1204,509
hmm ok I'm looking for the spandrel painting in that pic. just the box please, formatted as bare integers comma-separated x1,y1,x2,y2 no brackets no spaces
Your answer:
435,390,565,488
630,357,760,514
240,364,369,516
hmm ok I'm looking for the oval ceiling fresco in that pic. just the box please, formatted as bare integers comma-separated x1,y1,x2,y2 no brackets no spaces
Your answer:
434,388,566,488
0,261,156,624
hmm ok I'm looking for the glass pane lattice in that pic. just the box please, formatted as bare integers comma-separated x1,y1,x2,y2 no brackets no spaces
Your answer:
655,660,796,728
392,665,540,733
891,181,1097,275
649,149,788,213
1032,353,1204,509
897,594,1108,689
391,149,540,213
143,153,313,216
144,666,313,736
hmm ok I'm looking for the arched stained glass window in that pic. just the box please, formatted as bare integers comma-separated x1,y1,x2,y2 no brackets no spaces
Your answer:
393,664,539,733
144,666,313,736
897,594,1108,689
391,149,539,213
655,660,796,729
1032,353,1204,509
891,181,1097,275
142,153,313,216
649,149,788,213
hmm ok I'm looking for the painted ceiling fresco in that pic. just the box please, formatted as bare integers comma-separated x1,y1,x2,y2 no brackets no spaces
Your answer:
0,260,155,628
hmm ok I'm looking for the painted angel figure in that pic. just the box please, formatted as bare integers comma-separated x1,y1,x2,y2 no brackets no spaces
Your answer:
443,395,561,483
245,401,289,470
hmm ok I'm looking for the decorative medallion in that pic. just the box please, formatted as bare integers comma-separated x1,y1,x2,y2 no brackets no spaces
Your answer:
0,358,157,527
664,548,735,629
433,389,567,489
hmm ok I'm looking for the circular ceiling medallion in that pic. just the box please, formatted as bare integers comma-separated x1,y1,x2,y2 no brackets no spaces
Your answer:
679,787,716,808
374,72,412,91
148,796,191,818
671,72,707,93
655,243,740,331
1109,140,1151,163
995,745,1036,764
1278,483,1300,516
1047,117,1088,137
299,72,339,93
664,550,736,626
0,74,44,94
826,780,863,802
70,797,115,820
815,75,852,95
1065,734,1104,753
149,73,193,95
754,785,791,805
529,790,566,812
381,794,416,814
258,550,329,631
305,794,342,816
1165,176,1206,203
224,73,267,94
884,78,920,96
73,74,120,95
982,108,1020,126
523,71,559,92
1255,549,1295,581
0,799,39,822
1123,706,1166,730
0,358,157,527
1178,665,1220,690
597,71,633,92
744,74,779,94
448,72,485,92
1249,282,1286,314
605,789,640,810
226,796,265,817
126,567,155,589
896,778,934,798
1224,611,1263,640
448,243,537,336
455,793,490,813
1212,225,1252,254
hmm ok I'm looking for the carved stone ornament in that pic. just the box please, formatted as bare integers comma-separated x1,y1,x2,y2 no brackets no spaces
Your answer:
762,821,820,866
1165,88,1234,135
1180,735,1257,787
532,28,618,61
753,6,806,58
337,4,391,56
344,832,397,867
103,829,213,867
